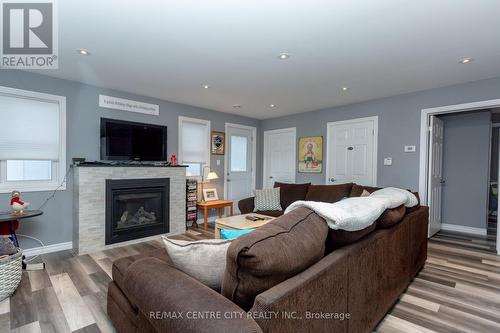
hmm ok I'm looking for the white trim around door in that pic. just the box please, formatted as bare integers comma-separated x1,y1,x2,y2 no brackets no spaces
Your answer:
325,116,378,186
263,127,297,188
419,98,500,242
224,123,257,200
419,99,500,205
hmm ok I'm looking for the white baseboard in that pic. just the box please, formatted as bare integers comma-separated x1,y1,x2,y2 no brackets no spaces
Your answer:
441,223,487,236
22,241,73,257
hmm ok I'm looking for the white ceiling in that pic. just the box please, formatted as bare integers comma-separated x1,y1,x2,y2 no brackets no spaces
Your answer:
33,0,500,119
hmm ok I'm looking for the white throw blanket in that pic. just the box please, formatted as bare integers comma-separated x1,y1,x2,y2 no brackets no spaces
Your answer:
284,187,418,231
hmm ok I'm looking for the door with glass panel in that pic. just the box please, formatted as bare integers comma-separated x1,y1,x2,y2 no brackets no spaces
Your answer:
226,124,255,209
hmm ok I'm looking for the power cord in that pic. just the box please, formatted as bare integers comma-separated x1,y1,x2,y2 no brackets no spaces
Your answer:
16,234,45,262
15,165,74,261
37,165,73,210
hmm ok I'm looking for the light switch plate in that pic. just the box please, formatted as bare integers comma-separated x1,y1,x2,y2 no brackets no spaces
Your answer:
216,159,221,166
404,145,416,152
384,157,393,166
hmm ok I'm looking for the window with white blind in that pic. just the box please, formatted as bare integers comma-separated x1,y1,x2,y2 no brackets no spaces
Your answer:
0,86,66,193
178,116,210,178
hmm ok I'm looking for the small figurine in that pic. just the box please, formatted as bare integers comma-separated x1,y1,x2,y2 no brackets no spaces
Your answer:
170,154,177,166
10,190,29,216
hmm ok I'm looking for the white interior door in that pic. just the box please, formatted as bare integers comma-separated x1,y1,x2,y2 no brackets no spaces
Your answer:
226,124,255,207
428,115,444,237
326,117,377,186
263,128,296,188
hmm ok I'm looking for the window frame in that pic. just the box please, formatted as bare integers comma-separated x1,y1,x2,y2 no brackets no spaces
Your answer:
0,86,66,193
178,116,211,180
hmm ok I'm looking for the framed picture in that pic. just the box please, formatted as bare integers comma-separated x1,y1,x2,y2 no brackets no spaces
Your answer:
203,188,219,201
298,136,323,173
211,131,225,155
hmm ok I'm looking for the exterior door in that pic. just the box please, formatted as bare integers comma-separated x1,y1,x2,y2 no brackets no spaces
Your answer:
326,117,377,186
226,124,255,208
263,128,296,188
428,115,444,237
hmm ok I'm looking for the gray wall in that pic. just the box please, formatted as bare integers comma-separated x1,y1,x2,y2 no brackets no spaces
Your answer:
0,70,260,249
440,111,490,229
260,77,500,191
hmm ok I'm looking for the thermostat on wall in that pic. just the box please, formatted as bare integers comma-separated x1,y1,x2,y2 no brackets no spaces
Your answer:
404,145,416,152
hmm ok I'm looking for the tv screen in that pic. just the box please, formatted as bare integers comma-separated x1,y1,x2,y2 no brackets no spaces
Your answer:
100,118,167,161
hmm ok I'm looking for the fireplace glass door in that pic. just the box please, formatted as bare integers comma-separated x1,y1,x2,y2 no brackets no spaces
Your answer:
106,178,169,245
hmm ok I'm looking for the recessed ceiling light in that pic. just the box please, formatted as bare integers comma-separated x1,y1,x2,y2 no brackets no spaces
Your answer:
203,84,210,89
278,52,290,60
269,104,276,108
342,87,349,91
232,104,242,108
76,49,91,55
459,58,473,64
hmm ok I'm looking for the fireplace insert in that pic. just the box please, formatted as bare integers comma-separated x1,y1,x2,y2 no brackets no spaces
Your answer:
105,178,169,245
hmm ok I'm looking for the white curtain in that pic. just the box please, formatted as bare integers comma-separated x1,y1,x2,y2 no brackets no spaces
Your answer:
181,120,209,163
0,94,60,160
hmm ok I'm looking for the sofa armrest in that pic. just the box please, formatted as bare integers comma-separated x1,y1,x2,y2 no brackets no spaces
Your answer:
124,258,262,333
238,196,255,214
250,249,349,333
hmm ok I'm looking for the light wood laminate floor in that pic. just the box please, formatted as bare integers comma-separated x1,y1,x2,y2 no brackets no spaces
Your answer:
2,226,499,333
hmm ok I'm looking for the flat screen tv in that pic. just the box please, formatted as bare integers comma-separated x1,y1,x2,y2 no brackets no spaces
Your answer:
100,118,167,161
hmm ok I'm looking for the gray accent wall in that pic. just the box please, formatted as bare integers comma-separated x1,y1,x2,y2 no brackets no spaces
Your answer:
439,111,490,229
0,70,260,249
260,77,500,191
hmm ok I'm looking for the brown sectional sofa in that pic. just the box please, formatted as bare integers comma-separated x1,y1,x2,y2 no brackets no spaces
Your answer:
107,182,428,333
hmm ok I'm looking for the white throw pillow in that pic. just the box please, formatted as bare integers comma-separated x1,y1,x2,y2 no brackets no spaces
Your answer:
161,237,232,290
254,187,282,211
360,189,371,197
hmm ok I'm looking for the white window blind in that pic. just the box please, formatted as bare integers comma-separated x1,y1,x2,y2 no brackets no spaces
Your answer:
0,94,60,160
180,120,209,163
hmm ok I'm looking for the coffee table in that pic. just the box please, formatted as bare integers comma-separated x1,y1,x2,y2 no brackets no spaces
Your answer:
214,213,275,239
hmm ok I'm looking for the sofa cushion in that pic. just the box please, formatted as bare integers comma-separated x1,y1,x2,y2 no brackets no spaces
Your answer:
112,248,172,292
305,183,354,203
255,210,284,217
273,182,310,209
222,207,328,311
325,223,376,252
162,237,232,290
349,184,382,197
254,188,282,212
377,205,407,229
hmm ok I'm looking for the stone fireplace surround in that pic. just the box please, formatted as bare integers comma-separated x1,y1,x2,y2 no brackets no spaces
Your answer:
73,165,186,254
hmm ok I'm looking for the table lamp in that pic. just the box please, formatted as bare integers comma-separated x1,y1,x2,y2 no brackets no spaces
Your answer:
200,167,219,202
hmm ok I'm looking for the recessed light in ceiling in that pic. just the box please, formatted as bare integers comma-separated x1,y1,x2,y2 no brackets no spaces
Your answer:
76,49,91,55
232,104,242,108
203,84,210,89
459,58,473,64
342,87,349,91
278,52,290,60
269,104,276,108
